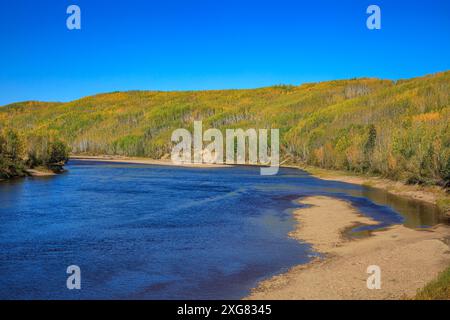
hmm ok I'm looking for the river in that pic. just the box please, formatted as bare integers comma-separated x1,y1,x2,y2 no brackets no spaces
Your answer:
0,160,444,299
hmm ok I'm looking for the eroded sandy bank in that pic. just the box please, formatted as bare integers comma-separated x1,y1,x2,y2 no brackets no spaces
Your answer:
248,196,450,300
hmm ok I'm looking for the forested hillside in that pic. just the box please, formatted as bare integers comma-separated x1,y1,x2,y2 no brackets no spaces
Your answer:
1,71,449,186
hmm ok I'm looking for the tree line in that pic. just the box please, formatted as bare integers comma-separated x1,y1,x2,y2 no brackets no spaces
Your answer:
0,128,69,179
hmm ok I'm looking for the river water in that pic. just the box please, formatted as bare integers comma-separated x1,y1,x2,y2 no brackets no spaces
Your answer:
0,160,444,299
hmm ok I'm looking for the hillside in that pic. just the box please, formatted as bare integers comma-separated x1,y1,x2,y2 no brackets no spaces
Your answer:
1,71,449,186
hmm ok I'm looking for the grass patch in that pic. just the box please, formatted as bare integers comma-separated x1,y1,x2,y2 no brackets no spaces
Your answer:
437,196,450,216
302,165,359,179
415,266,450,300
361,181,375,187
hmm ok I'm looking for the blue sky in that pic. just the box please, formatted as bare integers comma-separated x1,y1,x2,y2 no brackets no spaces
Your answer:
0,0,449,105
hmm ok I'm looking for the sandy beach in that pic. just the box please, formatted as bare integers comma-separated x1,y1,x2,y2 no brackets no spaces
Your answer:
248,196,450,300
25,169,57,176
69,155,229,168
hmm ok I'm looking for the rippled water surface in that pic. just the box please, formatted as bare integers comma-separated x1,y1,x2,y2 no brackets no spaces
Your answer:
0,161,444,299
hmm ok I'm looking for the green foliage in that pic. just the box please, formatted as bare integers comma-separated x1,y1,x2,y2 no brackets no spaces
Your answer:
1,129,27,161
364,125,377,156
48,140,70,164
1,71,449,186
440,155,450,188
0,128,69,178
0,128,27,178
27,135,70,167
415,266,450,300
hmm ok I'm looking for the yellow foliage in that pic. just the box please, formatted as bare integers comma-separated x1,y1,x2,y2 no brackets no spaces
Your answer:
412,112,440,122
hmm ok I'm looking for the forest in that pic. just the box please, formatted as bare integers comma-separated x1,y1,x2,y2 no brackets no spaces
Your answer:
0,128,69,179
0,71,449,187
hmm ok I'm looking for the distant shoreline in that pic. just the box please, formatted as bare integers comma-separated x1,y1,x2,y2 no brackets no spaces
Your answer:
247,196,450,300
69,155,229,168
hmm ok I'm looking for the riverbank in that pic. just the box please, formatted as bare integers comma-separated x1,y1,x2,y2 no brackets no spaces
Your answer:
25,167,65,177
69,155,228,168
247,196,450,300
0,167,65,179
302,166,450,218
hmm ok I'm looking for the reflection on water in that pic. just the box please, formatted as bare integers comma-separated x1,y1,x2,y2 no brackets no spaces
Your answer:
0,161,445,299
358,187,442,228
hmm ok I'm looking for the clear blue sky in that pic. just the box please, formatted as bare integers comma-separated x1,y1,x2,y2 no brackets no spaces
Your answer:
1,0,449,105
